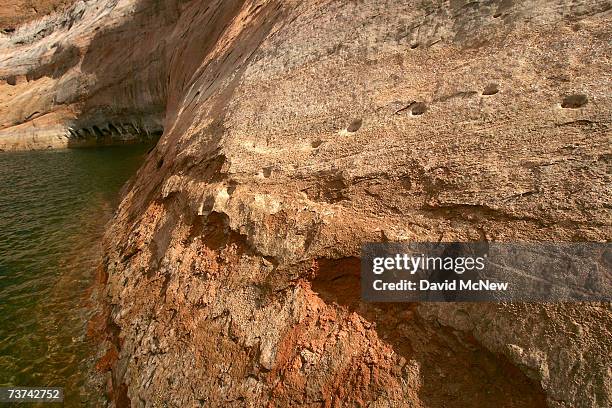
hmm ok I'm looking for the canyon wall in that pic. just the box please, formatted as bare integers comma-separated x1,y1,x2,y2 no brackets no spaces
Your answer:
1,0,611,407
0,0,170,149
0,1,75,30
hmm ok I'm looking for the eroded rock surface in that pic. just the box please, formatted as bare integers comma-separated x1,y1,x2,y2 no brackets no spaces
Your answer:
0,0,169,149
0,1,75,30
2,0,611,407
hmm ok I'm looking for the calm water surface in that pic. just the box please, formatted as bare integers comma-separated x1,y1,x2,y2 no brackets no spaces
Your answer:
0,145,150,406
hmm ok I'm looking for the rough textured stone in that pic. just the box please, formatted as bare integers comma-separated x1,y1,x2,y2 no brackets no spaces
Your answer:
0,1,75,30
0,0,168,149
1,0,611,407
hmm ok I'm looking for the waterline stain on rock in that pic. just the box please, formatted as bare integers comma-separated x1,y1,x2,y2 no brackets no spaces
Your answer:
0,0,610,407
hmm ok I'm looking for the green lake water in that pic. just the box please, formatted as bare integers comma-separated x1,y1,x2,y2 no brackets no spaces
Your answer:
0,145,151,406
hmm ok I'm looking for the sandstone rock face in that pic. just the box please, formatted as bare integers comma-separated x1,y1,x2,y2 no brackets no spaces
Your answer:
0,0,169,150
2,0,611,407
0,1,75,30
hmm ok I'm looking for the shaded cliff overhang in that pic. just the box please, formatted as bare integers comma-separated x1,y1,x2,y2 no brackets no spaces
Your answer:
0,0,179,149
1,0,611,407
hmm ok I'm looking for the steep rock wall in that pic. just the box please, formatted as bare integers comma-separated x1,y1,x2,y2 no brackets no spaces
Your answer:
0,1,76,30
1,0,611,407
0,0,176,149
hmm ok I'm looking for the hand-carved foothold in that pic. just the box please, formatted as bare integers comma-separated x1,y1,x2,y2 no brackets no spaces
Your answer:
561,94,588,109
483,83,499,96
410,102,427,115
347,119,362,132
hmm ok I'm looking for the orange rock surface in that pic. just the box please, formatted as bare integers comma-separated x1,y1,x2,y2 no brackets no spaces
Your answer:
0,0,610,407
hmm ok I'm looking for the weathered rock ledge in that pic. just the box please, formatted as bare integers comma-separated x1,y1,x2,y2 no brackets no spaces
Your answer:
0,0,167,150
2,0,611,407
1,1,75,31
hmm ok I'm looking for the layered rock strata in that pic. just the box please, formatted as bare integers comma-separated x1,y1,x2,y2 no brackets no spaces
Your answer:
0,1,75,30
1,0,611,407
0,0,166,149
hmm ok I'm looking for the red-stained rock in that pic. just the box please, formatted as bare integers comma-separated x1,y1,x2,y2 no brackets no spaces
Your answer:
1,0,610,407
